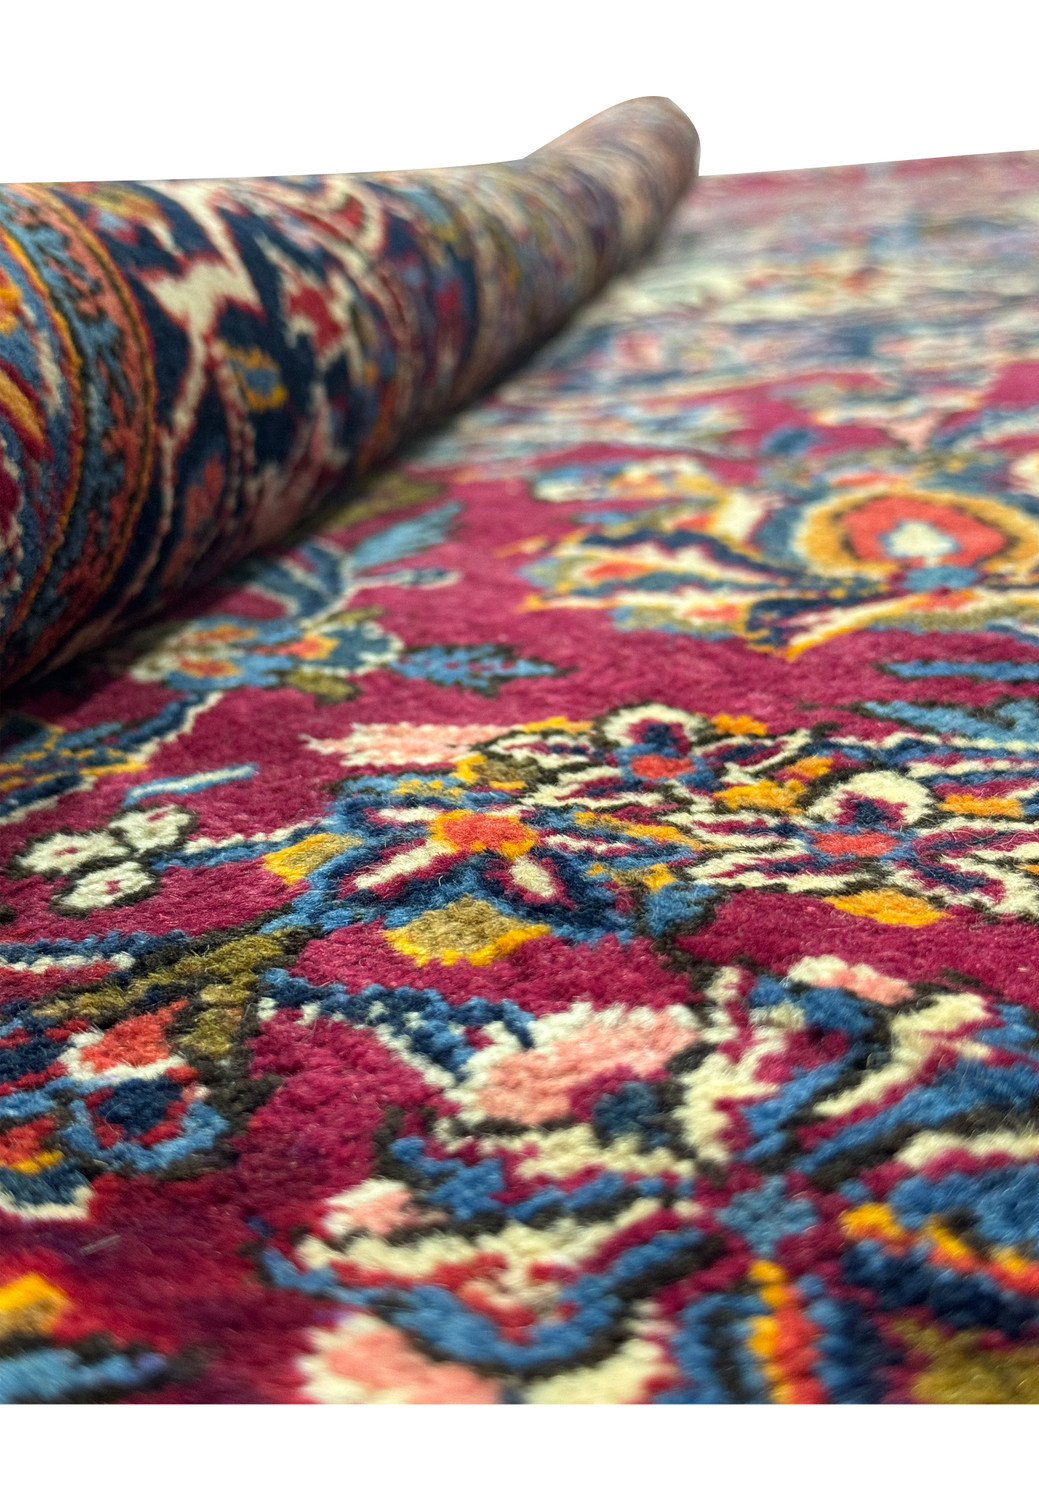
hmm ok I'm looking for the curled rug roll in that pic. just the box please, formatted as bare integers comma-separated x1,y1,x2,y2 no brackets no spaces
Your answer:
0,97,698,689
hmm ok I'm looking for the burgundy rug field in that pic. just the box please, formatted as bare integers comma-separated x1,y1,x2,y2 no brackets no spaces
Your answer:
4,132,1039,1401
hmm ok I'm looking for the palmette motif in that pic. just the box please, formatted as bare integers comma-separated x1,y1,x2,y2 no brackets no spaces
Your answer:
6,153,1039,1401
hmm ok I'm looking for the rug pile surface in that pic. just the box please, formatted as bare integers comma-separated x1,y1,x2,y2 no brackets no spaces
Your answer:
5,146,1039,1402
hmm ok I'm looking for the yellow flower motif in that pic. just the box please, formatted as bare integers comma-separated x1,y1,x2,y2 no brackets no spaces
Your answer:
0,275,21,335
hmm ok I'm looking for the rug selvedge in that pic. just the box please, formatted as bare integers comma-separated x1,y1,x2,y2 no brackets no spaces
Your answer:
5,155,1039,1402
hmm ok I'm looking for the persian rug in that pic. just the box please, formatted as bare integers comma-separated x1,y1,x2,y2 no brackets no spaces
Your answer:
5,133,1039,1403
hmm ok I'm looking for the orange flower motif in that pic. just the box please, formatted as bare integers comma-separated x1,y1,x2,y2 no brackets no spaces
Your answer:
432,809,536,858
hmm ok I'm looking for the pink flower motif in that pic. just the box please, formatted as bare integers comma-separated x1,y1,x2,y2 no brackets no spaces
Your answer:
461,1004,698,1125
321,1180,429,1238
303,722,507,768
301,1314,499,1404
787,955,912,1006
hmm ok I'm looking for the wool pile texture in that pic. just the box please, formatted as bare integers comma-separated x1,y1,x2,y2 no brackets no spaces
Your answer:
5,148,1039,1403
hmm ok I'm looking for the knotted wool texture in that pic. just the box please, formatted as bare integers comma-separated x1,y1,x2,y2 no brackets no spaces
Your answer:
5,133,1039,1403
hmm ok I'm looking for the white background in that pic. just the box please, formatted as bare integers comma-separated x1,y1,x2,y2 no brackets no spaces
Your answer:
4,0,1039,1477
3,0,1037,182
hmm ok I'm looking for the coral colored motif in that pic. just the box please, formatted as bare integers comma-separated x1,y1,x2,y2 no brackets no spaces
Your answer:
8,151,1039,1403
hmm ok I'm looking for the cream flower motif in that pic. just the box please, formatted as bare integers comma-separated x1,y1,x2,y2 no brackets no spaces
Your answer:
57,860,158,914
109,805,196,853
16,830,128,875
15,803,198,915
